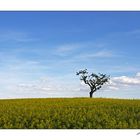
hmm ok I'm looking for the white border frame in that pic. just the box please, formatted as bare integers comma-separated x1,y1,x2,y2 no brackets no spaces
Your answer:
0,0,140,140
0,0,140,11
0,130,140,140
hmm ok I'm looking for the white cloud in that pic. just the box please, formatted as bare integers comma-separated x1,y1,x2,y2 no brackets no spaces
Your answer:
18,77,82,94
0,30,38,42
136,72,140,77
52,42,112,59
56,44,79,53
77,50,115,59
106,72,140,91
127,29,140,38
88,50,113,58
1,71,140,98
53,43,83,57
107,86,119,90
107,65,140,73
112,76,140,85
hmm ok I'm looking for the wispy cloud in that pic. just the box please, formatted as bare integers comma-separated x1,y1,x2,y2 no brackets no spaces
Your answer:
52,41,108,57
0,30,38,42
76,50,114,59
16,72,140,95
127,29,140,38
107,66,140,74
55,44,79,53
136,72,140,77
0,30,139,98
1,67,140,98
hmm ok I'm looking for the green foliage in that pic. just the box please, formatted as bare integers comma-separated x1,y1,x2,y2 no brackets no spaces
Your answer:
0,98,140,129
76,69,110,98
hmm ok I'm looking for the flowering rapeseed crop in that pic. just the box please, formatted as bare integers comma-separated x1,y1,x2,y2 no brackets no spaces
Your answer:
0,98,140,129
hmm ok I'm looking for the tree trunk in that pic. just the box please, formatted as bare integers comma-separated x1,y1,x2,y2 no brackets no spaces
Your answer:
89,91,93,98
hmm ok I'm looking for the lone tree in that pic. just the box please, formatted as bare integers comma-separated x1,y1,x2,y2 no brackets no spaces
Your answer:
76,69,110,98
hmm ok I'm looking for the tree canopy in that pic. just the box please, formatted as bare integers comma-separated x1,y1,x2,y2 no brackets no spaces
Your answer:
76,69,110,98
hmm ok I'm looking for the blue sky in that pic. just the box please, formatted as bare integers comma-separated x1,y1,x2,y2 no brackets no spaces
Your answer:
0,11,140,99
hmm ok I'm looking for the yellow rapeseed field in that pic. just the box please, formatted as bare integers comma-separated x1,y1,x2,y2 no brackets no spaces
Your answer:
0,98,140,129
